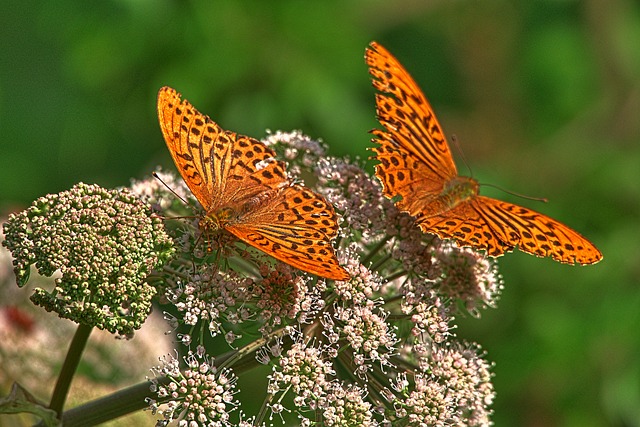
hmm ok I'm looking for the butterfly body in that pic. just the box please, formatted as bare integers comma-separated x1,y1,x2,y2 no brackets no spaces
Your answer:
439,176,480,210
158,87,350,280
367,42,602,265
200,207,237,231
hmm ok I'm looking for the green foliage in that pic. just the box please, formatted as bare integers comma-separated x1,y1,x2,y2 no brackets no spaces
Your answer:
2,1,638,425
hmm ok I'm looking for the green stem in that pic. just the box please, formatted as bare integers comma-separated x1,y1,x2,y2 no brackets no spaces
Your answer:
369,252,393,271
218,326,289,371
361,235,393,266
385,269,408,282
43,330,279,426
49,323,93,415
59,378,170,427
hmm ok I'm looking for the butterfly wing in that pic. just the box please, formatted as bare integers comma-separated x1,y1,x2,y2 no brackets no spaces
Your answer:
371,129,444,217
366,41,457,186
367,43,601,265
417,195,602,264
226,185,350,281
157,87,220,210
472,197,603,265
158,87,349,279
157,87,284,211
415,199,517,257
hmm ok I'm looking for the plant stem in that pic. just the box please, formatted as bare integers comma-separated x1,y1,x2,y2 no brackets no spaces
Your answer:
362,235,392,265
42,332,278,426
59,378,170,427
49,323,93,415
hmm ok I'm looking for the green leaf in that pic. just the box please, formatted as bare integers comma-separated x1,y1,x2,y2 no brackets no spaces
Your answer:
0,382,60,427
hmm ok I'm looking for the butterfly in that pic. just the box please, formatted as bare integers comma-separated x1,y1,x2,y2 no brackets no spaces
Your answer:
157,86,350,280
366,42,602,265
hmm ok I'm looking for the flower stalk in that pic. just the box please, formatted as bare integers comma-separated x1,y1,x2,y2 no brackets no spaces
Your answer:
48,324,93,415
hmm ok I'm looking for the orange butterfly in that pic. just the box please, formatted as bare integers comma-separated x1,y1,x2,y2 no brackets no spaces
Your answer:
157,87,350,280
366,42,602,265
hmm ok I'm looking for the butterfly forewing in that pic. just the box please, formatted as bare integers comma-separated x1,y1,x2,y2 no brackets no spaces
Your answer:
158,87,285,211
366,42,602,265
366,42,457,181
211,134,292,212
157,87,220,210
157,86,350,279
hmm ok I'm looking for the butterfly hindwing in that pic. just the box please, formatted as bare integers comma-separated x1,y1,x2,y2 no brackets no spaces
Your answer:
371,130,446,217
227,185,349,281
472,197,602,265
415,200,516,257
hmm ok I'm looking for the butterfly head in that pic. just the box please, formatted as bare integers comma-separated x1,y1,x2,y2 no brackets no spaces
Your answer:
200,207,237,232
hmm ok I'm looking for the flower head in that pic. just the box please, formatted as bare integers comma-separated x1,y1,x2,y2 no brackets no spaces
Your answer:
433,245,503,315
316,157,391,241
263,130,328,179
251,262,321,333
318,383,375,426
396,342,494,426
2,183,174,337
149,350,241,426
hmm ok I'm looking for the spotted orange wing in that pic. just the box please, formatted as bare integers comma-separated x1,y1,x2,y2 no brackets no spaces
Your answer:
227,185,349,280
157,87,350,280
367,42,602,265
157,87,286,212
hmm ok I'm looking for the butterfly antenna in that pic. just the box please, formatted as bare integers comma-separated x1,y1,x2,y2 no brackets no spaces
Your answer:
450,135,547,203
152,171,201,222
480,183,548,203
451,134,473,177
153,171,190,206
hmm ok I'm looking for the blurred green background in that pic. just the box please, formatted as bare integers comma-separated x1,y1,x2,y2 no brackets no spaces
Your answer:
1,0,639,426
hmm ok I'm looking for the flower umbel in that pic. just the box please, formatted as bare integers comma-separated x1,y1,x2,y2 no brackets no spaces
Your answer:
2,183,174,337
148,349,241,427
